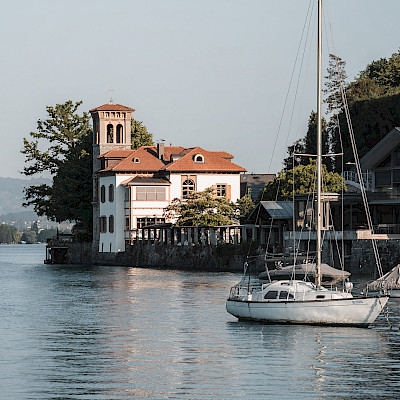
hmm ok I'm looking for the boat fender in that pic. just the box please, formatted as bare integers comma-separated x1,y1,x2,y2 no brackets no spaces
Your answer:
345,281,354,292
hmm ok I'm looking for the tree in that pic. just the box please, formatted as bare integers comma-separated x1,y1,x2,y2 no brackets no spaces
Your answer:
0,224,22,244
37,228,58,243
131,118,154,149
21,229,37,244
260,160,346,201
165,188,236,226
21,101,93,232
283,112,329,171
323,54,348,116
346,50,400,103
236,191,255,218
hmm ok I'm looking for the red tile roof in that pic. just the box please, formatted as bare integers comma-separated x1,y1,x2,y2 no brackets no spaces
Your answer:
101,147,165,172
210,151,234,159
98,149,134,159
98,145,246,173
89,103,135,112
163,147,246,172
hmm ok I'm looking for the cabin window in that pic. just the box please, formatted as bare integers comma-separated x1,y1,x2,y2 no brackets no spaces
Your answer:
107,124,114,143
109,184,114,202
109,215,114,233
264,290,278,300
100,185,106,203
136,187,166,201
316,295,325,299
182,179,195,199
279,291,294,299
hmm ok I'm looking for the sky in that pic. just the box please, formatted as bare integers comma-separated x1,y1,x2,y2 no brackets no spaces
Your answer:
2,0,400,179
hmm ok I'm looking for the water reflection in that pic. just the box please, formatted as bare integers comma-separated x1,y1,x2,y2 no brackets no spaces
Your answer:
2,247,400,399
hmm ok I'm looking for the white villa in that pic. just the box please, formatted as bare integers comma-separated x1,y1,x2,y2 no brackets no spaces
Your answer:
90,102,246,253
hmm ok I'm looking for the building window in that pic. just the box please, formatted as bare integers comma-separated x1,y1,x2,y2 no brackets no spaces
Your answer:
109,215,114,233
377,155,391,168
109,184,114,202
375,171,391,187
125,218,130,231
125,187,130,201
100,185,106,203
116,124,123,143
136,187,166,201
394,147,400,167
137,217,165,229
182,179,195,199
216,184,227,197
133,157,140,163
393,170,400,184
107,124,113,143
94,178,99,202
99,216,107,233
194,154,205,163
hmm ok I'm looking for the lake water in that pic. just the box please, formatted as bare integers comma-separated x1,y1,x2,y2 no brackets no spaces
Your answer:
1,244,400,399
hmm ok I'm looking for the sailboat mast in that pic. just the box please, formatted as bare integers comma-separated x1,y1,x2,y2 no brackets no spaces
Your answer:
316,0,323,289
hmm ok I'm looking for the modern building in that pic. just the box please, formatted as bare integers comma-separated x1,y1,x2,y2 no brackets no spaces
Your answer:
90,102,246,253
240,173,275,200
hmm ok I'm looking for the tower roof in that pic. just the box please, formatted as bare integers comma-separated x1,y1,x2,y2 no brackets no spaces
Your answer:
89,103,135,113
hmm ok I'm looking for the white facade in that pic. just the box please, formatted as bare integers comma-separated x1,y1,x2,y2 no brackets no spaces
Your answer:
98,172,242,253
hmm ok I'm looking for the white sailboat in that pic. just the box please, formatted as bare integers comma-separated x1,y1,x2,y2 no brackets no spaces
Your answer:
226,0,389,326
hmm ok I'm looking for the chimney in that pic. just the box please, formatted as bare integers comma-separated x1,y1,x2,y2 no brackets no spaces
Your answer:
157,142,165,160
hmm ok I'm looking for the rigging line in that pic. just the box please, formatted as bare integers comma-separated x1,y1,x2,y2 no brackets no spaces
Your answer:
292,153,296,267
266,0,314,175
265,0,315,258
284,0,316,157
295,162,318,272
325,0,383,278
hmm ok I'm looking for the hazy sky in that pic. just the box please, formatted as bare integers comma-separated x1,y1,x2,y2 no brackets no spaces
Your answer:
2,0,400,179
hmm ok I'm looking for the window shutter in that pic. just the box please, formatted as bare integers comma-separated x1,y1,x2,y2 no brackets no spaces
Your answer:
226,185,231,200
211,184,217,199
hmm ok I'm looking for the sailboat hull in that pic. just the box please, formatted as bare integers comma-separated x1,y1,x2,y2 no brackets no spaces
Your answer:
226,296,389,326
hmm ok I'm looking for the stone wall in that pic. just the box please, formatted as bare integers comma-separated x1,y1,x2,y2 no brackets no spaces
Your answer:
63,241,265,273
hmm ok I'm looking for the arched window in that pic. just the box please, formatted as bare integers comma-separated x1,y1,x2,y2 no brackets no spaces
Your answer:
182,179,195,199
116,124,123,143
194,154,205,163
107,124,114,143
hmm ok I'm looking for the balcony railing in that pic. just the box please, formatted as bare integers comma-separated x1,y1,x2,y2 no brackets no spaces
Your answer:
342,170,372,190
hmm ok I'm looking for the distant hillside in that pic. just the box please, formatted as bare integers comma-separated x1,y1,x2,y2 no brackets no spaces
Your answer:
0,177,51,216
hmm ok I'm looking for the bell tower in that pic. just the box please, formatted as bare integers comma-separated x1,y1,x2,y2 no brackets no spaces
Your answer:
89,101,135,253
90,101,135,172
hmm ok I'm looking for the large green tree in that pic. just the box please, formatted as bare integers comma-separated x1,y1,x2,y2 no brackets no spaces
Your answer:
260,160,346,201
21,101,93,232
131,118,154,148
165,188,237,226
